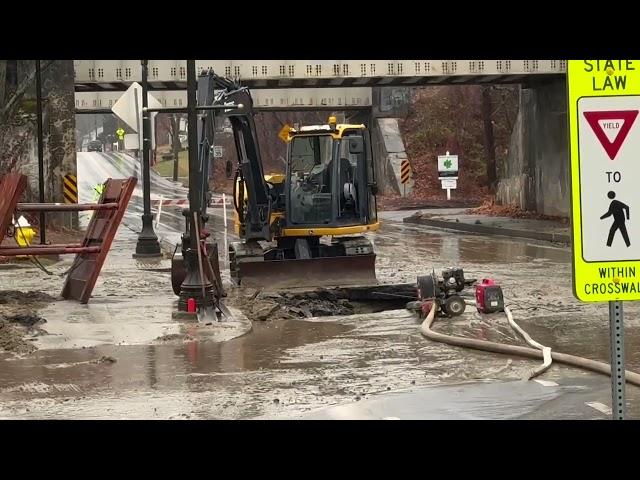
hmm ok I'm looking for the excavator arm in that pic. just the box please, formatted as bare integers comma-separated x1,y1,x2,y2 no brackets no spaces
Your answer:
196,71,272,242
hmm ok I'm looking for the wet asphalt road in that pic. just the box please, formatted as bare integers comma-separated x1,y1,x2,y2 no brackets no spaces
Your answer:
1,152,639,419
75,151,194,247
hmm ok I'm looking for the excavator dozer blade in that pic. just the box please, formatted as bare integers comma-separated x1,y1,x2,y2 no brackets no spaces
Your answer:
237,254,377,290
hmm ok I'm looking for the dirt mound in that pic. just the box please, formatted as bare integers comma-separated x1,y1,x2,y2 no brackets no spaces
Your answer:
0,291,55,305
0,320,36,354
0,290,56,354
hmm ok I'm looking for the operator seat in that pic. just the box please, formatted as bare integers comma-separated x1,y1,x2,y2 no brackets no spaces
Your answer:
339,157,357,214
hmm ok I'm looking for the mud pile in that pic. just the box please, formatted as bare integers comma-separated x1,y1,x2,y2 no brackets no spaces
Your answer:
0,290,55,354
230,287,409,322
229,288,355,322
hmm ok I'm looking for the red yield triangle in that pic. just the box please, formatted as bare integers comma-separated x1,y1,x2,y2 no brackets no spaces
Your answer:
583,110,639,160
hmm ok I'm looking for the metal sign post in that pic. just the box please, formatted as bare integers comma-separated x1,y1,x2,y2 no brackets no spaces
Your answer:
609,301,626,419
438,151,458,201
440,177,457,200
567,60,640,419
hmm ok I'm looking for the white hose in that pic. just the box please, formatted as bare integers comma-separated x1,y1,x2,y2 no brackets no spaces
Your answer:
462,299,552,379
420,301,640,387
504,306,552,379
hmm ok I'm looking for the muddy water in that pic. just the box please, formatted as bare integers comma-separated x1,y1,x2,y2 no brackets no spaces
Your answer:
0,303,594,420
0,307,545,419
514,314,640,373
0,318,354,418
374,222,570,273
3,205,640,418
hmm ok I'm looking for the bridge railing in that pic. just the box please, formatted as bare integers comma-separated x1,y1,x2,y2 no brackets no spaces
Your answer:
75,87,375,111
74,60,566,85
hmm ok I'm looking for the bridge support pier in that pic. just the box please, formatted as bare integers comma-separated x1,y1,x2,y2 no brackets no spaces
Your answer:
496,79,569,217
0,60,78,230
369,87,413,196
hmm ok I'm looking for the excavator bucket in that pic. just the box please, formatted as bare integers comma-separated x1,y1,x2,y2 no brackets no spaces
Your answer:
235,254,377,290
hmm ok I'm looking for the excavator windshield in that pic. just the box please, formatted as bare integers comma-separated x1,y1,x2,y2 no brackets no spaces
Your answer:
288,135,335,224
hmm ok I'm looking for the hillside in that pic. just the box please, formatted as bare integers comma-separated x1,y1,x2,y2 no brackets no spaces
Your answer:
396,85,519,206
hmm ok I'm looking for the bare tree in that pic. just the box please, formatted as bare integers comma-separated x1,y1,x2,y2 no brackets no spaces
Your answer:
0,61,6,107
168,113,184,181
0,60,53,125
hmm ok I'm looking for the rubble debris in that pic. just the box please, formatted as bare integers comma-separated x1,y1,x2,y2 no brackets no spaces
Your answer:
467,198,569,222
93,356,117,364
5,313,46,327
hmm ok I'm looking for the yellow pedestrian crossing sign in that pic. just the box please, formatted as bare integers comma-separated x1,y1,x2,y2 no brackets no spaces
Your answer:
116,128,125,140
568,60,640,301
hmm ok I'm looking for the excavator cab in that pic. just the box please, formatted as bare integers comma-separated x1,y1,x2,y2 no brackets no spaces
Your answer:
285,120,377,230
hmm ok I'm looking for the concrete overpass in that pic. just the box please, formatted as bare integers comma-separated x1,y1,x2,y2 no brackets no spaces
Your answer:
74,60,566,111
74,60,566,91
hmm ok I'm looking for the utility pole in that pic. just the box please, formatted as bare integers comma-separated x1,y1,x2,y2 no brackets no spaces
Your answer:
133,59,162,259
172,113,180,182
35,60,46,245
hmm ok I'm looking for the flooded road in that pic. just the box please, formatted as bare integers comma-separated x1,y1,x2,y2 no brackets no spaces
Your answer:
2,297,639,419
1,153,639,418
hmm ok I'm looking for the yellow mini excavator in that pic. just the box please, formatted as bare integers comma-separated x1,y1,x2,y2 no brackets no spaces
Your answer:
179,71,381,290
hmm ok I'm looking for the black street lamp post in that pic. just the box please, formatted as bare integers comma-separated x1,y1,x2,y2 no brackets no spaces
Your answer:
133,59,161,259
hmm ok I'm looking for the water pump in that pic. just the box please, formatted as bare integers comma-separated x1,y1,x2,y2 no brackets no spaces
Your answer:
417,268,467,317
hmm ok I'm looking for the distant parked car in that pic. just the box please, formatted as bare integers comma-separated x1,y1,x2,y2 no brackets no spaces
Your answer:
87,141,103,152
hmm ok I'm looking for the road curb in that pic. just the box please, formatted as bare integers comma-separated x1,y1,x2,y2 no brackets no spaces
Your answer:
403,217,571,244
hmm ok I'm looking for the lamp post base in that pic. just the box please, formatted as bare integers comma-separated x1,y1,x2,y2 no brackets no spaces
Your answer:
133,214,162,258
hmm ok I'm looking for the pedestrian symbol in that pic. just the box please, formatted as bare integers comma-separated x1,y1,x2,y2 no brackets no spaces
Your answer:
116,128,125,140
601,191,630,247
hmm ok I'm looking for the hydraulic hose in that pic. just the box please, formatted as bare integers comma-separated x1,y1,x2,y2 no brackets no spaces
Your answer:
420,301,640,387
232,169,243,220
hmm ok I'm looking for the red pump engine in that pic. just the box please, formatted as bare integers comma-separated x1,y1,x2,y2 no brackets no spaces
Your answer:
475,279,504,314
